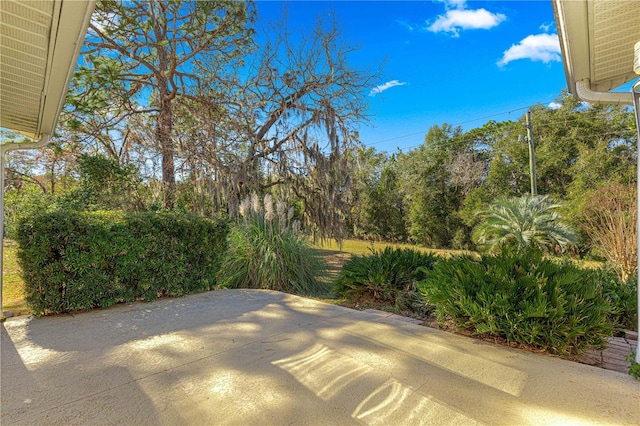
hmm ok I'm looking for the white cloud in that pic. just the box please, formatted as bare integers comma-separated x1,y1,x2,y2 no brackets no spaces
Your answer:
405,1,505,37
539,22,555,33
547,102,562,110
498,33,561,66
427,8,506,36
436,0,467,10
396,19,416,32
369,80,407,97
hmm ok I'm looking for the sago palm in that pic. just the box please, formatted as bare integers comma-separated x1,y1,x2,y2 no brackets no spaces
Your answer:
472,194,578,254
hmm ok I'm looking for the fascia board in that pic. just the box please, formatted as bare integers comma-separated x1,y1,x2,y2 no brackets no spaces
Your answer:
553,0,591,97
37,0,96,138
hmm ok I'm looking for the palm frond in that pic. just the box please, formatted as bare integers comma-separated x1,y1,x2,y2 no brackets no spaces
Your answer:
473,194,578,254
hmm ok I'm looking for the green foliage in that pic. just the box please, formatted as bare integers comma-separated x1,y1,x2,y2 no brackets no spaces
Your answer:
351,149,408,242
602,273,638,332
472,194,578,254
71,154,145,211
626,351,640,380
174,179,223,218
477,94,636,201
4,187,56,240
344,97,635,253
396,124,482,248
420,250,614,356
334,247,439,313
218,194,327,295
16,210,228,315
72,0,255,209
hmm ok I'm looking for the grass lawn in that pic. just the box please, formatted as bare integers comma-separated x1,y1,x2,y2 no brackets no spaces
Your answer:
312,238,471,258
2,239,29,316
310,239,473,310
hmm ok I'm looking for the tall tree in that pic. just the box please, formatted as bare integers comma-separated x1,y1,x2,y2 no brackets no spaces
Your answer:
397,124,482,248
0,130,80,195
474,92,636,202
187,12,378,239
350,148,407,242
74,0,254,208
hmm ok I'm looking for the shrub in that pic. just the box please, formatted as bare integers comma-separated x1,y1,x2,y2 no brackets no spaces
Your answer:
626,351,640,380
578,183,637,281
420,249,614,356
16,210,228,315
601,272,638,332
334,247,439,313
217,194,326,295
4,187,57,239
72,154,145,212
472,195,578,254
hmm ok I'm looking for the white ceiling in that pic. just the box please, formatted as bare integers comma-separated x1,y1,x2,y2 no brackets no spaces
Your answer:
554,0,640,95
0,0,95,140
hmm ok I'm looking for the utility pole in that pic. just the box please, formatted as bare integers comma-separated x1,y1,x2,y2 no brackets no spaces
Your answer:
526,110,538,196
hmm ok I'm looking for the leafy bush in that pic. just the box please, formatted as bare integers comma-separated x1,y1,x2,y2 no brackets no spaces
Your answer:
420,249,614,356
626,351,640,380
72,154,145,212
16,210,228,315
602,272,638,332
334,247,439,313
217,194,326,295
4,187,57,239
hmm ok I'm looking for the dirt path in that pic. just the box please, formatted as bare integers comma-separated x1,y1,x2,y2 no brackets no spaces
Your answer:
320,250,352,275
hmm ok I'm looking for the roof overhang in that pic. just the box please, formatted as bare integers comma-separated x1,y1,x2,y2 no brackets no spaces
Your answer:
0,0,96,141
552,0,640,105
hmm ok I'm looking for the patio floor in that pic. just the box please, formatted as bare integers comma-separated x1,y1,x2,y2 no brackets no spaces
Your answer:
2,289,638,425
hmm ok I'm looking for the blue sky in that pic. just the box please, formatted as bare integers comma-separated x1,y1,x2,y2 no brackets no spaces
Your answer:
256,0,571,153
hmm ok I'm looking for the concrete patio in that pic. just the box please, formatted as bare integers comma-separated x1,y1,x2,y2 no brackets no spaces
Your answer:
1,289,638,425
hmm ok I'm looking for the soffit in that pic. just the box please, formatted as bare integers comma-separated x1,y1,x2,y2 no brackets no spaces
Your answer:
553,0,640,93
0,0,95,140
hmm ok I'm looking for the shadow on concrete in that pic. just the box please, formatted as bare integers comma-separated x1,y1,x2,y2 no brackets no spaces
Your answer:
2,289,638,425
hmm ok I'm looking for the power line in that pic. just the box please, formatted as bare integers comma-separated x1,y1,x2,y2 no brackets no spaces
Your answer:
364,106,533,148
392,128,635,155
365,105,636,152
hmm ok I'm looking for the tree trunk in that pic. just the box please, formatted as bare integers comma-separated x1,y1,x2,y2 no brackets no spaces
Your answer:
157,92,175,209
156,42,175,209
50,162,55,194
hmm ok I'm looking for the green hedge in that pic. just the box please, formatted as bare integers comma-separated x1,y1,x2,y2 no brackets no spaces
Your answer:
16,210,228,315
420,250,614,356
